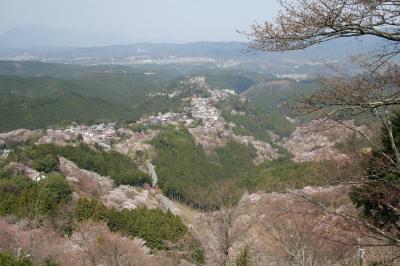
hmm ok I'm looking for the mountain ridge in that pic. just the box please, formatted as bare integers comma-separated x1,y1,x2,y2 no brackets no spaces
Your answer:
0,26,386,62
0,25,137,48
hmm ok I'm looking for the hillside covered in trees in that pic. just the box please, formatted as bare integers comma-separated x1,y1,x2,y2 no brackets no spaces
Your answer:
1,1,399,261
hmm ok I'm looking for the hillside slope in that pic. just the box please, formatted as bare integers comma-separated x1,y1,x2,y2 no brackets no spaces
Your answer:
0,75,136,132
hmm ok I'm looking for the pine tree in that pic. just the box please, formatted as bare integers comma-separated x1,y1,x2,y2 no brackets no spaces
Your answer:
236,246,251,266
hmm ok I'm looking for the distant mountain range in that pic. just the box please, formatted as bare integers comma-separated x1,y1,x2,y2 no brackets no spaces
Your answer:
0,25,388,62
0,25,137,48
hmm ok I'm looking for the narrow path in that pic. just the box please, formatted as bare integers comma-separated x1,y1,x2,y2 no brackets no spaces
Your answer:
147,160,158,187
146,160,181,215
159,195,180,215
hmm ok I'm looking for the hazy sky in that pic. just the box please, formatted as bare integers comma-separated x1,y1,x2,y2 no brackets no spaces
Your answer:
0,0,280,42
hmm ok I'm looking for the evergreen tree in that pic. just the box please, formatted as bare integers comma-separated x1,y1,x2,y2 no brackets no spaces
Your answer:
350,112,400,233
236,246,252,266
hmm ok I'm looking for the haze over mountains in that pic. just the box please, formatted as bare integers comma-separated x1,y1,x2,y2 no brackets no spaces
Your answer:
1,0,400,263
0,25,385,62
0,26,137,48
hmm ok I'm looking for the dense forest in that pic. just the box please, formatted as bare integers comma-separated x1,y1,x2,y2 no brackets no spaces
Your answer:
152,127,337,208
0,59,371,264
219,96,294,140
8,143,150,186
0,143,202,264
0,72,189,132
2,0,400,263
0,61,312,135
0,174,71,220
75,198,190,251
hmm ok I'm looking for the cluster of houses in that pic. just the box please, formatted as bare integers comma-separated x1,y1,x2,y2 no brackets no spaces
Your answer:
191,97,219,127
38,123,120,150
138,112,193,127
0,75,283,167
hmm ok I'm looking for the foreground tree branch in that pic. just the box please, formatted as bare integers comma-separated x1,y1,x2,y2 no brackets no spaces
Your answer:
246,0,400,260
247,0,400,52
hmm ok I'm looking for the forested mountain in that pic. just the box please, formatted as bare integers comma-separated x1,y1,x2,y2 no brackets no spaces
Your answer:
0,62,186,132
0,59,370,265
1,0,400,263
0,61,309,133
0,60,180,79
0,35,383,61
0,26,136,48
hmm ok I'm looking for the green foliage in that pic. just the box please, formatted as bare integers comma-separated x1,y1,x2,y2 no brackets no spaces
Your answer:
129,123,150,133
152,127,338,208
151,127,250,208
61,144,150,186
0,174,71,220
75,198,188,250
350,181,400,233
382,111,400,154
219,96,293,140
0,71,181,132
0,60,179,80
10,143,151,186
132,95,183,118
236,246,252,266
9,144,60,173
350,111,400,234
206,74,255,93
75,73,184,118
242,160,338,193
0,62,303,139
243,79,319,117
0,60,85,78
0,251,33,266
202,69,275,94
44,261,59,266
334,131,370,154
216,140,254,177
368,261,392,266
0,167,13,179
39,174,72,204
0,75,135,132
192,248,206,265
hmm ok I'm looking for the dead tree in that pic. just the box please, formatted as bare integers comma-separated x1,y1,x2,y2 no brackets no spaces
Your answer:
198,179,245,266
68,221,152,266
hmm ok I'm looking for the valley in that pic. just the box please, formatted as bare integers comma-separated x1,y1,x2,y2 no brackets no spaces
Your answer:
1,0,400,264
0,60,379,265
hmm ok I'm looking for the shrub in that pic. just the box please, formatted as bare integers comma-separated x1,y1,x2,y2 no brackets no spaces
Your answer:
0,251,33,266
9,143,151,187
236,246,252,266
0,174,71,219
75,198,188,250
